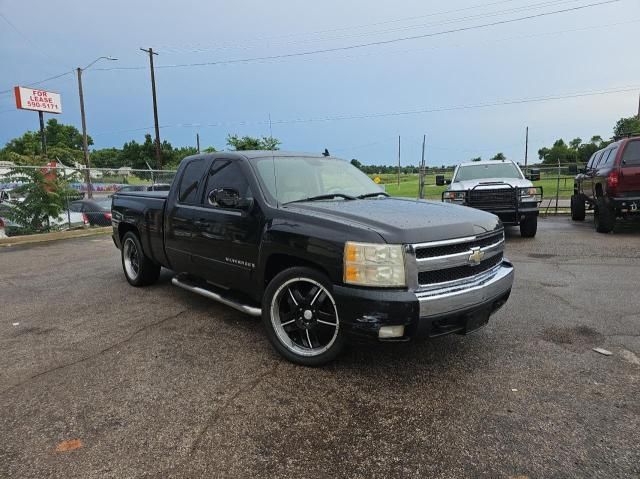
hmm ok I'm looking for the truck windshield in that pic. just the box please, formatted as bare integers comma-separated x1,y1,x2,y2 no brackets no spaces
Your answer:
250,156,384,205
455,163,522,181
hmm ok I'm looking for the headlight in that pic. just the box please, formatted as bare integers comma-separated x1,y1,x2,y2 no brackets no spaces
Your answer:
344,242,406,287
444,191,465,203
520,187,537,199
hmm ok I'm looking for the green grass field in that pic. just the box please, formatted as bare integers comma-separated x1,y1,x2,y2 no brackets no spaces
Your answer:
372,173,574,200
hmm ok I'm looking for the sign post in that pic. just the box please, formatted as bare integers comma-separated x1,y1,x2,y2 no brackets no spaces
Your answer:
14,86,63,158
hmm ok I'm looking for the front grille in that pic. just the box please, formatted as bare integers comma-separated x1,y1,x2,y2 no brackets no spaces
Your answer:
467,189,516,209
415,231,503,259
418,253,503,286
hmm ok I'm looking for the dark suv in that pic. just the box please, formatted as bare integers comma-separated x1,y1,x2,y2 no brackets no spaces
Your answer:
571,136,640,232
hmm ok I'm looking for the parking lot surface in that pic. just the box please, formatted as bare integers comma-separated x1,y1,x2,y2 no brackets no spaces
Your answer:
1,216,639,478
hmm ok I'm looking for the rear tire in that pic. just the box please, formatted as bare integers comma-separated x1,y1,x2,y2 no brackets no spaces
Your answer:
519,215,537,238
121,232,161,286
570,194,586,221
262,266,346,366
594,197,615,233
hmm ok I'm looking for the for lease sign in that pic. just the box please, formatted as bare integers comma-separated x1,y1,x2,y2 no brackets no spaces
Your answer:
14,86,62,114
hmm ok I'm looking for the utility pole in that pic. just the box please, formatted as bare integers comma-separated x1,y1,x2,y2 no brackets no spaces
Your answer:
38,111,47,157
397,135,401,187
141,47,162,169
196,133,200,153
77,67,93,198
419,134,426,199
524,126,529,174
637,92,640,119
75,56,117,199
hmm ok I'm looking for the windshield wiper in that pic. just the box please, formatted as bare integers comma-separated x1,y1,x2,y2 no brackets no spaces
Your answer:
285,193,357,204
357,192,389,199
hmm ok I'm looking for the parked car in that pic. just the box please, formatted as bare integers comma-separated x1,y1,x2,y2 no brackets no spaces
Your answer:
112,151,514,365
69,198,112,226
571,136,640,233
0,201,86,235
438,160,541,238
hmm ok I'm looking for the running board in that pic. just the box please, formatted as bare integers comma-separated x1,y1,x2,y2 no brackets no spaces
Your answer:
172,276,262,317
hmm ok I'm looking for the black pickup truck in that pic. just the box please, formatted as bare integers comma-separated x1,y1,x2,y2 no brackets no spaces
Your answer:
112,151,514,365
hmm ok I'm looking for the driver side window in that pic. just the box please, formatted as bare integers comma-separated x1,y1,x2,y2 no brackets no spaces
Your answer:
203,160,252,208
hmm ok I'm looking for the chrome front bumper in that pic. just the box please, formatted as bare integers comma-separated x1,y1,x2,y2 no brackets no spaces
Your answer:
415,260,514,318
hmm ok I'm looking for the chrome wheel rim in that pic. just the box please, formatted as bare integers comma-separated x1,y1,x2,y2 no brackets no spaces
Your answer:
123,238,140,280
271,278,339,357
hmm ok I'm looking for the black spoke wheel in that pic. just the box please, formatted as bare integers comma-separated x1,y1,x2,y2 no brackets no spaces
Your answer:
263,267,345,366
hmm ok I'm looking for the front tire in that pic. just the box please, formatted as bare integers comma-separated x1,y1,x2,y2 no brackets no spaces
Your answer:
519,215,537,238
570,194,586,221
594,197,615,233
262,266,346,366
121,232,161,286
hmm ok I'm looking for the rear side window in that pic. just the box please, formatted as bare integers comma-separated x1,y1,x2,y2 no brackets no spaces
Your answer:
178,159,206,204
586,153,596,169
622,141,640,166
592,150,606,169
603,146,618,166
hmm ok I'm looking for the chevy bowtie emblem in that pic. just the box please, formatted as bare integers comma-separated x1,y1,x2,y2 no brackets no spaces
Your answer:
468,247,485,266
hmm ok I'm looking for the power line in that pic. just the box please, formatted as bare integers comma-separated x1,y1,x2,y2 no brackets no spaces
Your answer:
159,0,525,52
0,70,74,96
0,12,71,70
92,84,640,136
160,0,586,54
93,0,620,72
1,15,634,96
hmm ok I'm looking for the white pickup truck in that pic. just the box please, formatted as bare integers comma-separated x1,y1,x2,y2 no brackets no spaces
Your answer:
437,160,541,238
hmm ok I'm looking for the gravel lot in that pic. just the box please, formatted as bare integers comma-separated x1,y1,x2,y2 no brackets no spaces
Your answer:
1,216,639,478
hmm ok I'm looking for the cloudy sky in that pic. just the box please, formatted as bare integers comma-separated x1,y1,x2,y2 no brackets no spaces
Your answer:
1,0,639,166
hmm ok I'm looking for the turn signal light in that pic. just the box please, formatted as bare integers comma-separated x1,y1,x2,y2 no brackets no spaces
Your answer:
607,171,619,189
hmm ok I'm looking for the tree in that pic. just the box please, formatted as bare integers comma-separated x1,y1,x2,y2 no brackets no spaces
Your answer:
470,156,482,162
2,119,91,157
226,134,281,151
538,139,573,164
490,153,506,161
350,159,363,169
3,167,74,233
613,116,640,139
569,137,582,150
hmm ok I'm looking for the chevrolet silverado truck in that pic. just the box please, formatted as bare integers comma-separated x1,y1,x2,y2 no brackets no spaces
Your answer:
112,151,514,365
438,160,541,238
571,136,640,233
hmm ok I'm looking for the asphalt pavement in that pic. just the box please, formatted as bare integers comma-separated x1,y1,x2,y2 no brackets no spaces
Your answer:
1,216,639,478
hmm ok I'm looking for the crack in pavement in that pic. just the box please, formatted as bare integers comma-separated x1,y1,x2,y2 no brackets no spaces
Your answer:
0,310,189,396
188,362,281,455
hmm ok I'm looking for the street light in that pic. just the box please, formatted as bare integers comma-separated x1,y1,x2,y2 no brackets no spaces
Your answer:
77,56,117,198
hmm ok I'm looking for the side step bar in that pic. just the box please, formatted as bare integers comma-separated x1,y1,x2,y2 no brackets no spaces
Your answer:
172,275,262,317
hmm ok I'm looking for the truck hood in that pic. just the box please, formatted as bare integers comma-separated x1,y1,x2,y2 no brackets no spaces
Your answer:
449,177,533,191
284,197,501,244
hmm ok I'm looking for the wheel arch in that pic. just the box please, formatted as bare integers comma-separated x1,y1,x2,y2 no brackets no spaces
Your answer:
263,253,334,289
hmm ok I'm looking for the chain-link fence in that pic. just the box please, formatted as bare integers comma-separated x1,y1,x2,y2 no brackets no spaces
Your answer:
0,161,586,238
0,165,177,237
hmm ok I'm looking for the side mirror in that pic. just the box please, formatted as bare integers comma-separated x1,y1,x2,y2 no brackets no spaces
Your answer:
208,188,252,210
526,169,541,181
435,175,445,186
578,167,586,174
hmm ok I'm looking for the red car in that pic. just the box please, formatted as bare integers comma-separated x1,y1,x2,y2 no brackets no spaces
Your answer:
571,136,640,232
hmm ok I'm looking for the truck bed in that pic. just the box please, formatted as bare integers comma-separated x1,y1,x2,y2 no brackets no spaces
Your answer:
114,190,169,200
112,190,169,267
